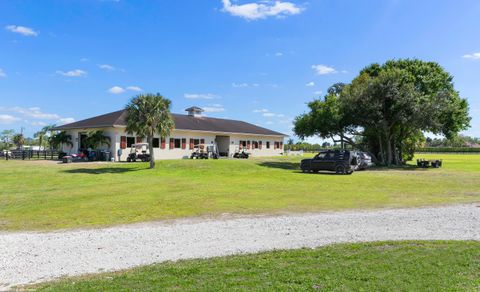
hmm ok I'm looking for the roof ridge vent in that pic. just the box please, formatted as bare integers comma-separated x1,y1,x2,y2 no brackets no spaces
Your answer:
185,106,204,117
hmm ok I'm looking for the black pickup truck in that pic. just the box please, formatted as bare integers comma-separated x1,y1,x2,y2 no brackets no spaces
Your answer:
300,150,358,175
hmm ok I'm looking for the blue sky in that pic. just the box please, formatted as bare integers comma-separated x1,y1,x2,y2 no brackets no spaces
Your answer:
0,0,479,140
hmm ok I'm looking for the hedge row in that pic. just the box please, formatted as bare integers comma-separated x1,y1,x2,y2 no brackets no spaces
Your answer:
417,147,480,153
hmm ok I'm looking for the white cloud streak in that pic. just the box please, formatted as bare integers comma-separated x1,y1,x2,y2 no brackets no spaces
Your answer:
56,69,87,77
184,93,218,99
0,69,6,78
108,86,126,94
5,25,38,37
126,86,143,92
221,0,303,20
311,64,337,75
305,81,315,87
203,105,225,113
463,52,480,60
98,64,116,71
108,86,142,94
0,114,20,124
0,106,74,126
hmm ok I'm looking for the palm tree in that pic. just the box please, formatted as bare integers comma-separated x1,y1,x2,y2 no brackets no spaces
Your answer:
34,130,45,149
41,124,56,149
51,131,73,151
12,133,25,149
85,130,111,149
125,93,174,169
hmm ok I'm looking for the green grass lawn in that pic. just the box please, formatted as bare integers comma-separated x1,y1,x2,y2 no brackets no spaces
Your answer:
32,241,480,291
0,154,479,231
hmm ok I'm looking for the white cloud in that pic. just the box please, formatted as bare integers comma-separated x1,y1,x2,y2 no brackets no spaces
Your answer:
56,69,87,77
313,90,323,95
275,52,283,57
0,114,19,124
9,107,60,120
232,82,260,88
126,86,143,92
184,93,217,99
98,64,116,71
0,69,6,78
203,104,225,113
253,108,286,119
58,117,75,125
221,0,303,20
265,121,274,125
305,81,315,87
108,85,142,94
311,64,337,75
108,86,126,94
5,25,38,37
463,52,480,60
0,106,74,127
31,121,48,127
232,82,249,88
80,57,89,62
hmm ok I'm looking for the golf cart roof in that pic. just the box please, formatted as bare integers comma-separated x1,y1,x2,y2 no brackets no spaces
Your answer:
132,143,149,148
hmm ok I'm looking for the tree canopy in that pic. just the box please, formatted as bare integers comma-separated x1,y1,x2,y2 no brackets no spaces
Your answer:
294,59,471,165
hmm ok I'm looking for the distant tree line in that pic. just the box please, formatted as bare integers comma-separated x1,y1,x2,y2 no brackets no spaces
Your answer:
1,126,111,152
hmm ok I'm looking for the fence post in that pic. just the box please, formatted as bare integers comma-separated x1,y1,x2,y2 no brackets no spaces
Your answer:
51,150,53,160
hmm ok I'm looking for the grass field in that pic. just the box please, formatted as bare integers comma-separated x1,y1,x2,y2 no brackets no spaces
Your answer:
32,241,480,291
1,154,479,231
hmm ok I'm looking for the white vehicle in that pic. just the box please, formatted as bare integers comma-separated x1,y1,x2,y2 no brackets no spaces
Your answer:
126,143,151,162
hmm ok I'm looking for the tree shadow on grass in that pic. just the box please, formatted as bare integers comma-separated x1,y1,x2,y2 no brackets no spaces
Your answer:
257,161,300,170
62,166,146,175
366,165,433,172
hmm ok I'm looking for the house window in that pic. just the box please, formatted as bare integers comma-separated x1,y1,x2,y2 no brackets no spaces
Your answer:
252,141,259,149
274,141,282,150
152,138,160,148
174,138,181,149
127,137,135,147
190,139,200,149
266,141,270,149
239,140,247,149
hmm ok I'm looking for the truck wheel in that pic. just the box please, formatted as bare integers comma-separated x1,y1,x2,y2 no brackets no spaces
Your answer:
335,165,346,175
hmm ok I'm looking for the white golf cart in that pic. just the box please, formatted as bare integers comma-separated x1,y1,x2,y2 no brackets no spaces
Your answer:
126,143,151,162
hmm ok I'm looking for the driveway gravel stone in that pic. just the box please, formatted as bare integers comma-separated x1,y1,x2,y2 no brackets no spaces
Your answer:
0,204,479,290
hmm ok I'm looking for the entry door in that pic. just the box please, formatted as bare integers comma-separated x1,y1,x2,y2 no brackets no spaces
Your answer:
79,133,87,150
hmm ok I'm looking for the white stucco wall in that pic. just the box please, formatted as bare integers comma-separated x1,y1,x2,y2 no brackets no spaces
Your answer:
62,127,285,161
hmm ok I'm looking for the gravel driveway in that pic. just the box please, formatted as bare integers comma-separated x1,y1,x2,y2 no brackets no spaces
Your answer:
1,204,479,289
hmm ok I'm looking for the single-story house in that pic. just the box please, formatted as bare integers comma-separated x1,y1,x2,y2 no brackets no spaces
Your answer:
54,106,286,160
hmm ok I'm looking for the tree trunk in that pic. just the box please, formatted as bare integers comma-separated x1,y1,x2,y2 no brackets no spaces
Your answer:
378,135,385,165
384,126,392,166
393,135,400,165
148,135,155,169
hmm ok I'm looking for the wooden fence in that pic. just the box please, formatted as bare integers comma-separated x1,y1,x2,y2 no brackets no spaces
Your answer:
2,150,61,160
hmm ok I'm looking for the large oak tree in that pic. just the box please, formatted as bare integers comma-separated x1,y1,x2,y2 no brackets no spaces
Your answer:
294,59,471,165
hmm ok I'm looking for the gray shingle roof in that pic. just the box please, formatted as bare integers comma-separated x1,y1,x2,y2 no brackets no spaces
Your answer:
53,110,286,136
